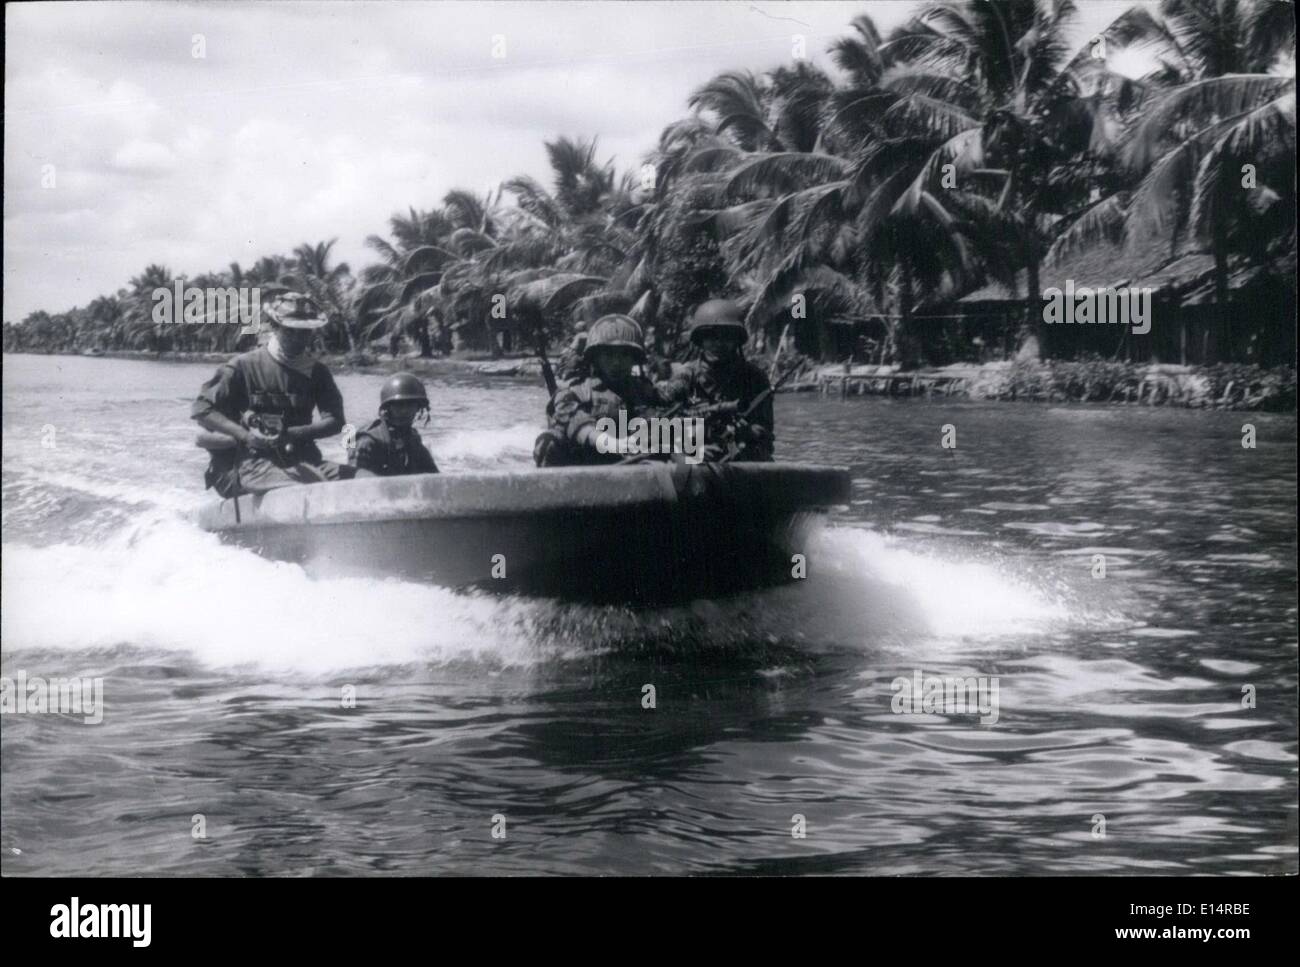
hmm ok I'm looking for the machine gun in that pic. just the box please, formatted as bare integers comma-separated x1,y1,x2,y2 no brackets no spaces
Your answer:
691,358,805,463
612,358,804,466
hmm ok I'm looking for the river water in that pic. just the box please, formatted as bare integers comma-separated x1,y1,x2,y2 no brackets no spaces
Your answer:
2,353,1295,876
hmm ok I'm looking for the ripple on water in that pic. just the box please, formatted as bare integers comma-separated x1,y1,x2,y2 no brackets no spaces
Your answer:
2,358,1296,876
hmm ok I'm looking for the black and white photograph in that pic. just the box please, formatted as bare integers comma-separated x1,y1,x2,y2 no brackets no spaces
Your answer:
2,0,1296,915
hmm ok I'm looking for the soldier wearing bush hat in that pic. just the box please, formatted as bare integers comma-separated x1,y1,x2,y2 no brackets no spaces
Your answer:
191,291,354,495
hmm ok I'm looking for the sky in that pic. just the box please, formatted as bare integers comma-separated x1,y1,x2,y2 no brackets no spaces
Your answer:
3,0,1153,322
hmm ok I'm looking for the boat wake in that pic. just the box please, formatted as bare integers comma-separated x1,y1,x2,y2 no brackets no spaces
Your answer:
0,510,1104,678
428,422,540,470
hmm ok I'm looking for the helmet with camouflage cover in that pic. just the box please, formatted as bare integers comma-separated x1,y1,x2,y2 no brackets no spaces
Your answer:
265,291,328,330
687,299,748,345
584,314,645,361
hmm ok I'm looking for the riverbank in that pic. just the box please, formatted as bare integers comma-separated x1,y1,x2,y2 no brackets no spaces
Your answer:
804,358,1298,411
11,350,1296,410
43,348,542,379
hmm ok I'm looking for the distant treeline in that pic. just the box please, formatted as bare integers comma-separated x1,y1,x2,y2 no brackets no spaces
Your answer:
5,0,1295,367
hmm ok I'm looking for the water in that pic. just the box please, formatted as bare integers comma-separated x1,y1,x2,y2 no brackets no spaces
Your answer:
2,353,1295,876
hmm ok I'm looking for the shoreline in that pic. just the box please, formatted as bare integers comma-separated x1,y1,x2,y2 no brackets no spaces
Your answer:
7,349,1296,411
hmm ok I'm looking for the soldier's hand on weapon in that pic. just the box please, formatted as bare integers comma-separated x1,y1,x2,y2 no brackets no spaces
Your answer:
735,421,769,446
244,427,281,455
692,400,739,424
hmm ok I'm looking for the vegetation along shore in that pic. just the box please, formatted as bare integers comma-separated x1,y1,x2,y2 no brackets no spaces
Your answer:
6,1,1295,411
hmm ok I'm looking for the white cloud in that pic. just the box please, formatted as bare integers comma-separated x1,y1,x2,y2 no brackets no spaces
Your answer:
3,0,1162,322
112,140,179,174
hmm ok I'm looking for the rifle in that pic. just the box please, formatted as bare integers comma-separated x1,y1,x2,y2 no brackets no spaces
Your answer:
717,357,805,464
614,358,803,466
538,344,558,398
532,323,558,398
614,397,688,465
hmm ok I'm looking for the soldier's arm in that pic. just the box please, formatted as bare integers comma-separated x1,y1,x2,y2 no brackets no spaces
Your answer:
192,363,251,444
554,387,622,452
655,370,691,405
348,432,384,474
552,388,592,444
287,365,345,443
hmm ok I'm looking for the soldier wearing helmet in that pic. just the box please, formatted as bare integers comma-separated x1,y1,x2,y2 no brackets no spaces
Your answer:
191,291,355,495
534,314,670,467
348,372,440,477
659,298,774,462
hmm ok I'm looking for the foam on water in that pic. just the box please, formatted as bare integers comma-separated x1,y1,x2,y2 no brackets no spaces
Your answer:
1,513,1083,677
814,527,1073,637
430,423,540,469
3,400,1091,674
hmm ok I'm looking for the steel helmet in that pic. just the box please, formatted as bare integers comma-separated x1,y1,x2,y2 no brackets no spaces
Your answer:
687,299,748,345
379,372,429,408
584,314,646,361
265,291,328,330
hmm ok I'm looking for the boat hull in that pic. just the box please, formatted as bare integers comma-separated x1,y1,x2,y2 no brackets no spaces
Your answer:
192,462,851,603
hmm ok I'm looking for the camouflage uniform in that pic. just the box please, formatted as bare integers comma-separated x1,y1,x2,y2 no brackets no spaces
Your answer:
539,374,670,466
659,357,775,461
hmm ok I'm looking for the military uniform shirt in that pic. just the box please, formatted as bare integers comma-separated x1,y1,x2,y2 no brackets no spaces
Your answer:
550,374,669,443
189,345,345,470
191,346,345,467
348,418,439,476
660,357,774,444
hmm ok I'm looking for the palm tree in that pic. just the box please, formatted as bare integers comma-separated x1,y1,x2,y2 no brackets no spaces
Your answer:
660,63,852,344
875,0,1146,336
355,197,499,355
1073,0,1297,313
124,264,175,351
87,294,125,350
496,137,637,279
669,20,983,361
284,239,356,351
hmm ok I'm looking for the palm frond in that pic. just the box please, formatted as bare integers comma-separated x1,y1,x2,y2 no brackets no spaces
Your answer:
1124,74,1293,171
722,152,850,201
1044,194,1128,265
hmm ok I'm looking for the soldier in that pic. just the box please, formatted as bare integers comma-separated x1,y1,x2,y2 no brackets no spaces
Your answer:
348,372,440,477
659,298,774,461
534,314,670,467
554,323,589,383
191,292,354,496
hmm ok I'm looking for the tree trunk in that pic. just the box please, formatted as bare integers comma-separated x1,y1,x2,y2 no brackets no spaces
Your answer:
900,261,918,369
417,316,432,357
339,314,357,353
1025,242,1043,353
1213,219,1229,363
484,317,502,358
